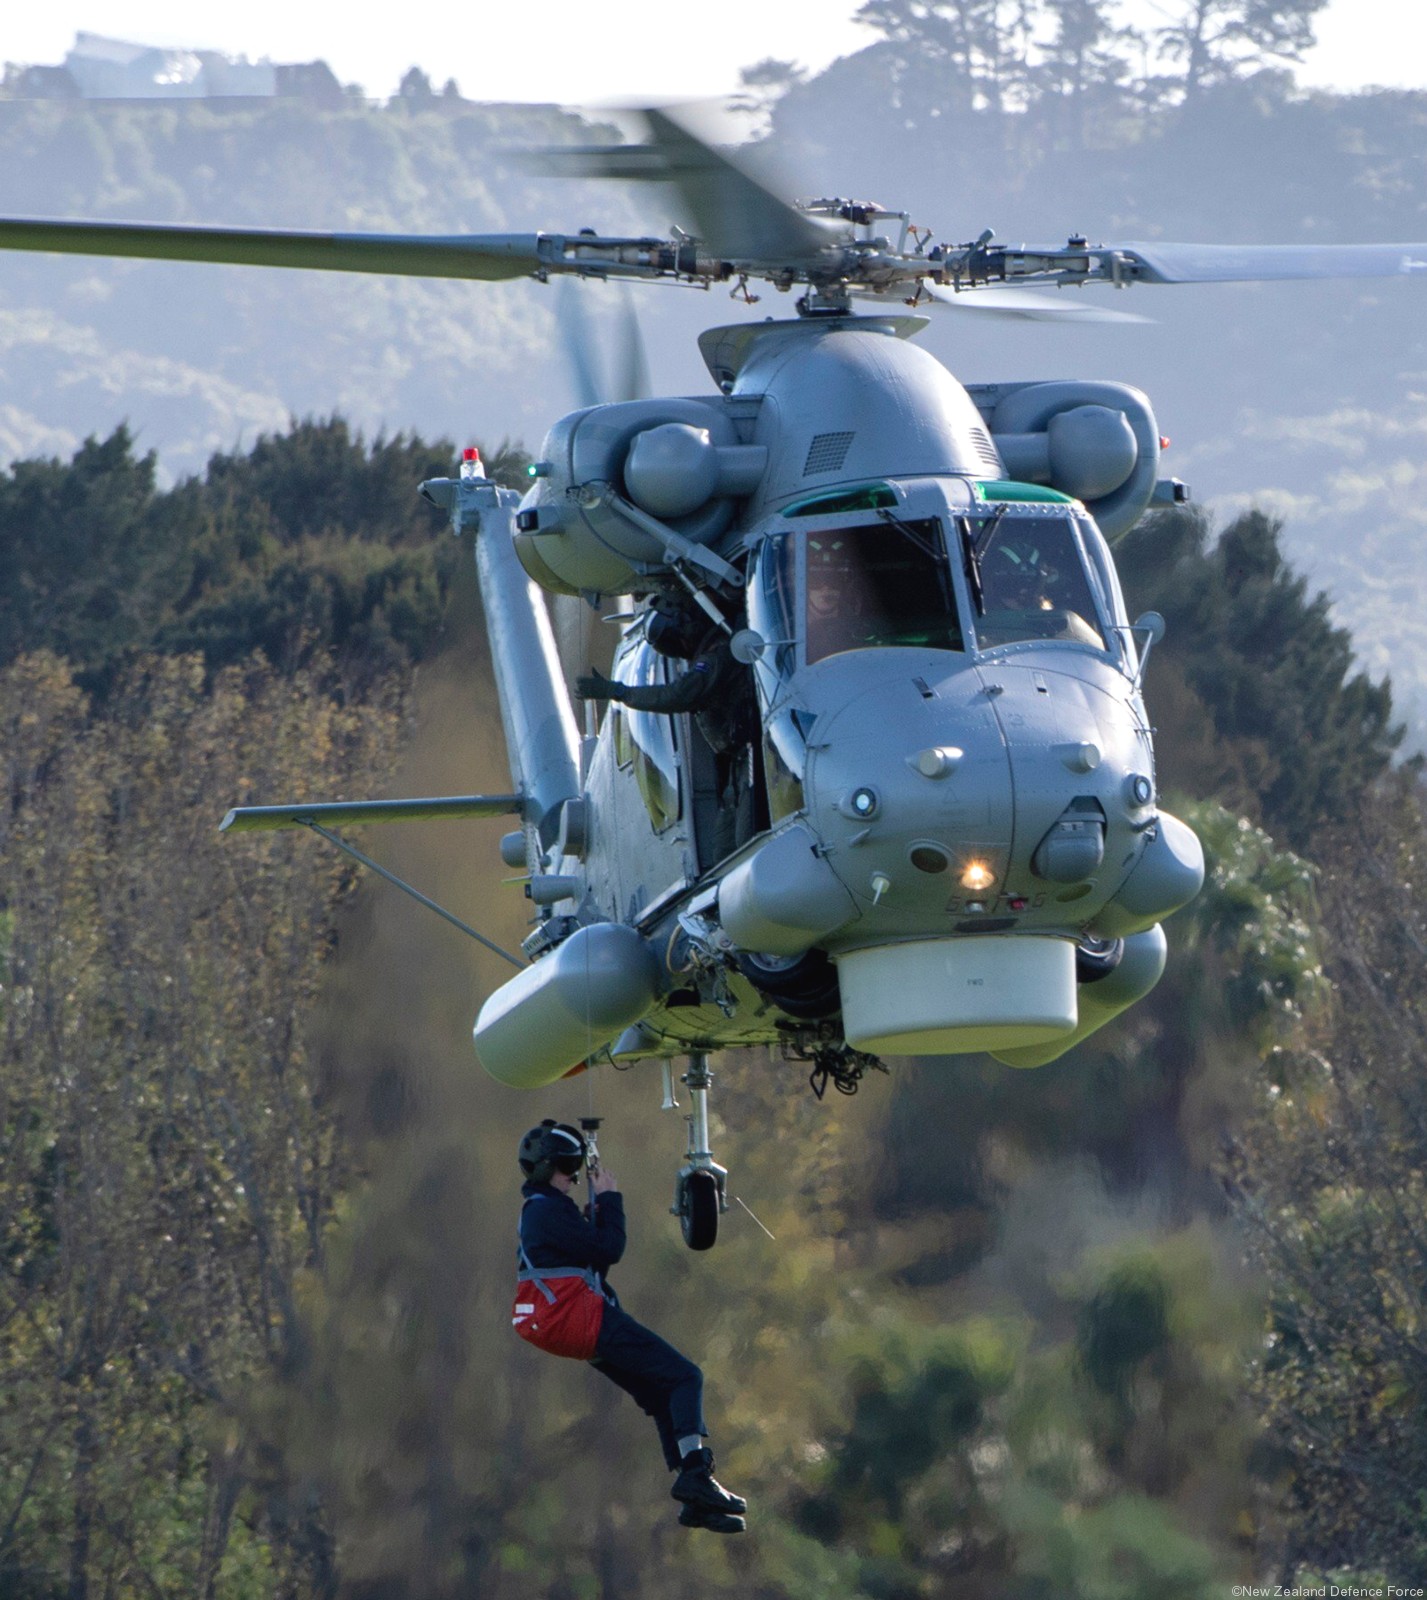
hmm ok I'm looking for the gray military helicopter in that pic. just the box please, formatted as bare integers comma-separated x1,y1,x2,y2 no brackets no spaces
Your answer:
6,110,1424,1248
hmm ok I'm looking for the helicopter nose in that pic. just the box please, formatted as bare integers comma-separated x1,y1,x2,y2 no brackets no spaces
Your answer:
802,669,1016,924
801,659,1149,934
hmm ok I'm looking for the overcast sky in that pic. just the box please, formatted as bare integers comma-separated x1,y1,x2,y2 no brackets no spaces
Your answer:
2,0,1424,106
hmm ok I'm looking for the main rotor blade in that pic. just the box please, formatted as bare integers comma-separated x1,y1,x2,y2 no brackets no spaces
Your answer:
0,217,547,281
542,107,837,265
555,281,652,408
854,282,1149,324
641,109,836,263
555,280,606,409
928,282,1150,324
1118,240,1427,284
613,284,652,403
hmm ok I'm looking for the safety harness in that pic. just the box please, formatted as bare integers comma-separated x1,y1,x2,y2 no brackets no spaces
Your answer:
511,1194,610,1360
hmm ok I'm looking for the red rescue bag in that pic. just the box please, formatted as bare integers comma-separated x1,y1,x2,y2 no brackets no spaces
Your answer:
511,1269,605,1360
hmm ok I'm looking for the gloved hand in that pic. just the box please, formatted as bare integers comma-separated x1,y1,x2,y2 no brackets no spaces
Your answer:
575,670,617,701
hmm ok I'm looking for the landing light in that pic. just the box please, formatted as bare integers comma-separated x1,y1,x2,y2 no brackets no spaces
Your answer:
960,860,996,893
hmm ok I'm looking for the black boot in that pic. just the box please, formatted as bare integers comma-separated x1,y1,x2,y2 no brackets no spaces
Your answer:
678,1503,746,1534
671,1447,748,1516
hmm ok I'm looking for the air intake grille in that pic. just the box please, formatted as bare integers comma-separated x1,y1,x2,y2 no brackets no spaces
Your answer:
803,431,855,476
971,427,1003,475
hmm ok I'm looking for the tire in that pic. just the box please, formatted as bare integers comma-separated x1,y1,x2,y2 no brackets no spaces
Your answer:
680,1170,720,1251
1075,935,1124,985
735,948,841,1020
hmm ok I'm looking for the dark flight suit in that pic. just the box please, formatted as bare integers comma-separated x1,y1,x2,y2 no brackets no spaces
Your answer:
578,632,759,857
519,1179,707,1468
580,634,753,756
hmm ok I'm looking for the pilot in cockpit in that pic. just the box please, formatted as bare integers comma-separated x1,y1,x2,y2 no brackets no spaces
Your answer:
980,535,1103,648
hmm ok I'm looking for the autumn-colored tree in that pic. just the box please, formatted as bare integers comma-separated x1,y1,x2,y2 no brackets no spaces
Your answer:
0,652,402,1596
1227,778,1427,1585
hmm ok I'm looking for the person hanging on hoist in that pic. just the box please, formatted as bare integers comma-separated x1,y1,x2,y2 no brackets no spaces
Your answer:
511,1119,749,1534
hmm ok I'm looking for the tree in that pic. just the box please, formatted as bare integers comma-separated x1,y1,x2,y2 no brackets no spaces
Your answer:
854,0,1039,116
1033,0,1141,146
1116,507,1402,851
1227,779,1427,1583
0,421,531,698
397,67,435,100
0,652,403,1595
728,58,808,140
1149,0,1328,101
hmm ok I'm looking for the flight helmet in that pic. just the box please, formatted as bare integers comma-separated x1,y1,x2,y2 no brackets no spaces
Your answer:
518,1119,587,1182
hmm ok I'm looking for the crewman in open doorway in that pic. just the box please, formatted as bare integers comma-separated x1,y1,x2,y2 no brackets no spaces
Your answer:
511,1120,748,1533
576,595,760,859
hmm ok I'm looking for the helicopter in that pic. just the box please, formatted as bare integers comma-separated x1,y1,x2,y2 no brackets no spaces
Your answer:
5,109,1425,1250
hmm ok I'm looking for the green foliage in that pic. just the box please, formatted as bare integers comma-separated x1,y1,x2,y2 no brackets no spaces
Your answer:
999,1487,1220,1600
817,1319,1019,1522
1077,1257,1170,1398
850,0,1327,114
0,419,527,694
1173,798,1328,1054
764,1228,1249,1598
1118,507,1402,849
0,650,404,1594
1227,781,1427,1583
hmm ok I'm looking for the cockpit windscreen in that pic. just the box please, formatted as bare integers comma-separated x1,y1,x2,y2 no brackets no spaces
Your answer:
965,510,1106,650
804,520,963,664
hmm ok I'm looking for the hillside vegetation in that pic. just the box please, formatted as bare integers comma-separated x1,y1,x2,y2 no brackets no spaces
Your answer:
3,5,1427,1588
1,420,1425,1596
0,25,1424,724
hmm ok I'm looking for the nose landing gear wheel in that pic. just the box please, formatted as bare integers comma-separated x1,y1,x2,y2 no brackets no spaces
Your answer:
669,1051,729,1250
679,1169,721,1251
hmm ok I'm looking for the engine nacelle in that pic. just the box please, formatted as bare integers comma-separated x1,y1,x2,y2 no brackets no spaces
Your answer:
967,380,1162,541
514,398,766,597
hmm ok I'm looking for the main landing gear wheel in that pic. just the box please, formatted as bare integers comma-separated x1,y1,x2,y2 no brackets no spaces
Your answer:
1075,935,1125,984
735,948,841,1020
670,1051,728,1250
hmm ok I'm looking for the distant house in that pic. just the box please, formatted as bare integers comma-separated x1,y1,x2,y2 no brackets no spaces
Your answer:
59,33,276,98
2,32,345,101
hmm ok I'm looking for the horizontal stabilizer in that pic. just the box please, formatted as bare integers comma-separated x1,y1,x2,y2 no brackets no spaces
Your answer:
220,794,522,833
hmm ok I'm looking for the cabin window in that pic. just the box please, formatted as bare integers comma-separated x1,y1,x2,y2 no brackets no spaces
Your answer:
963,509,1107,651
612,640,682,833
612,707,634,769
802,519,963,664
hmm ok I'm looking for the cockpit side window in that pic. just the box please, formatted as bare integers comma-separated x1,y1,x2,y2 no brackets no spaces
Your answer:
1077,512,1134,668
749,530,798,685
969,510,1107,651
802,519,963,664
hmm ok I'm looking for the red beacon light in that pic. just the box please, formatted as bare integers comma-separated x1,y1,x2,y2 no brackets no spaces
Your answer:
460,446,486,480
